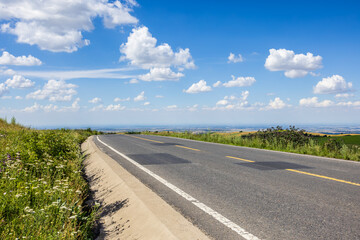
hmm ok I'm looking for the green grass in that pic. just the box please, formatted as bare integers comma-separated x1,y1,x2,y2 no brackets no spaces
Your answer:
142,127,360,161
0,118,101,239
333,135,360,146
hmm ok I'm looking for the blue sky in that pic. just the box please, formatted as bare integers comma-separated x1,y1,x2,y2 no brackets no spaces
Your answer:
0,0,359,127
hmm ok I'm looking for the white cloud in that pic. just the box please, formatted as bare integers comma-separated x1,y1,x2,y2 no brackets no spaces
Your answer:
0,68,16,76
1,96,12,100
18,67,136,80
22,103,41,113
267,97,287,110
26,79,77,102
5,75,35,88
0,51,42,66
143,101,150,106
216,99,228,106
299,97,334,107
15,96,23,100
223,75,256,87
120,26,195,70
43,104,59,112
213,91,250,110
213,81,222,87
21,98,80,112
58,97,80,112
336,101,360,107
166,105,177,110
264,48,322,78
313,75,352,94
335,93,354,98
129,78,139,84
114,97,130,102
89,104,104,112
187,104,198,112
184,80,212,94
0,0,138,52
228,52,244,63
89,97,102,104
0,83,8,96
105,104,125,111
134,91,145,101
155,95,164,98
139,67,184,81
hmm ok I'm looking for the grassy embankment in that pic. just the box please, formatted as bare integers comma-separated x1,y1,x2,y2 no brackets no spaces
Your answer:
142,126,360,161
0,118,100,239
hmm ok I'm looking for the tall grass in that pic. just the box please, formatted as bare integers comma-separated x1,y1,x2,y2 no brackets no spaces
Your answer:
143,126,360,161
0,118,100,239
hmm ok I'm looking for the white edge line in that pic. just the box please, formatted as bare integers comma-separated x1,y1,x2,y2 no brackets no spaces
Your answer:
141,134,360,164
96,136,260,240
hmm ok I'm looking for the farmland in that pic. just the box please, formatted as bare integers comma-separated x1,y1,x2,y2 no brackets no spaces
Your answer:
142,126,360,161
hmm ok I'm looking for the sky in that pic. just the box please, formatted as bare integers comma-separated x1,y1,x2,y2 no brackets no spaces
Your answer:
0,0,359,127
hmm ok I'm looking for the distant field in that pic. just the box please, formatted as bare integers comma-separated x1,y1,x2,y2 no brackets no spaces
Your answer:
221,132,360,146
321,134,360,146
142,128,360,161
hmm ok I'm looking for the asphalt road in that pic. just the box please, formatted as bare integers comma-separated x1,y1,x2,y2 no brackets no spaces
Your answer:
94,134,360,240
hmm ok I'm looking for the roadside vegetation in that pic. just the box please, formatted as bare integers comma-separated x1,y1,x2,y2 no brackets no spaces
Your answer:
142,126,360,161
0,118,101,239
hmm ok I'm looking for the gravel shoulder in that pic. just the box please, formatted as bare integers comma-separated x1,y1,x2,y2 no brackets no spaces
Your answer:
81,136,210,240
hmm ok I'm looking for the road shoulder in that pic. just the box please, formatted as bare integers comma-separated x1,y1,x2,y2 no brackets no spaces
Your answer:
82,136,210,240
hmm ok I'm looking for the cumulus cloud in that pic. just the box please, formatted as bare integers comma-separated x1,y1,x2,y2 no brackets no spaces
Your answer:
223,75,256,87
5,75,35,88
213,91,250,110
228,53,244,63
299,97,334,107
265,48,322,78
120,26,195,70
0,68,16,76
89,97,102,104
26,79,77,101
0,51,42,66
105,104,125,111
15,96,23,100
0,83,9,96
59,98,80,112
21,98,80,112
313,75,352,94
134,91,145,101
184,80,212,94
139,67,184,81
143,101,150,106
114,97,130,102
0,0,138,52
22,103,41,113
266,97,288,110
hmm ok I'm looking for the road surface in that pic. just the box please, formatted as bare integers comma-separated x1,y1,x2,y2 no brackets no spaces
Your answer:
94,134,360,240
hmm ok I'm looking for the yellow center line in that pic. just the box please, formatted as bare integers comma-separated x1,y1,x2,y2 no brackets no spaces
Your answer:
286,169,360,187
226,156,255,163
129,135,164,144
175,145,201,152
